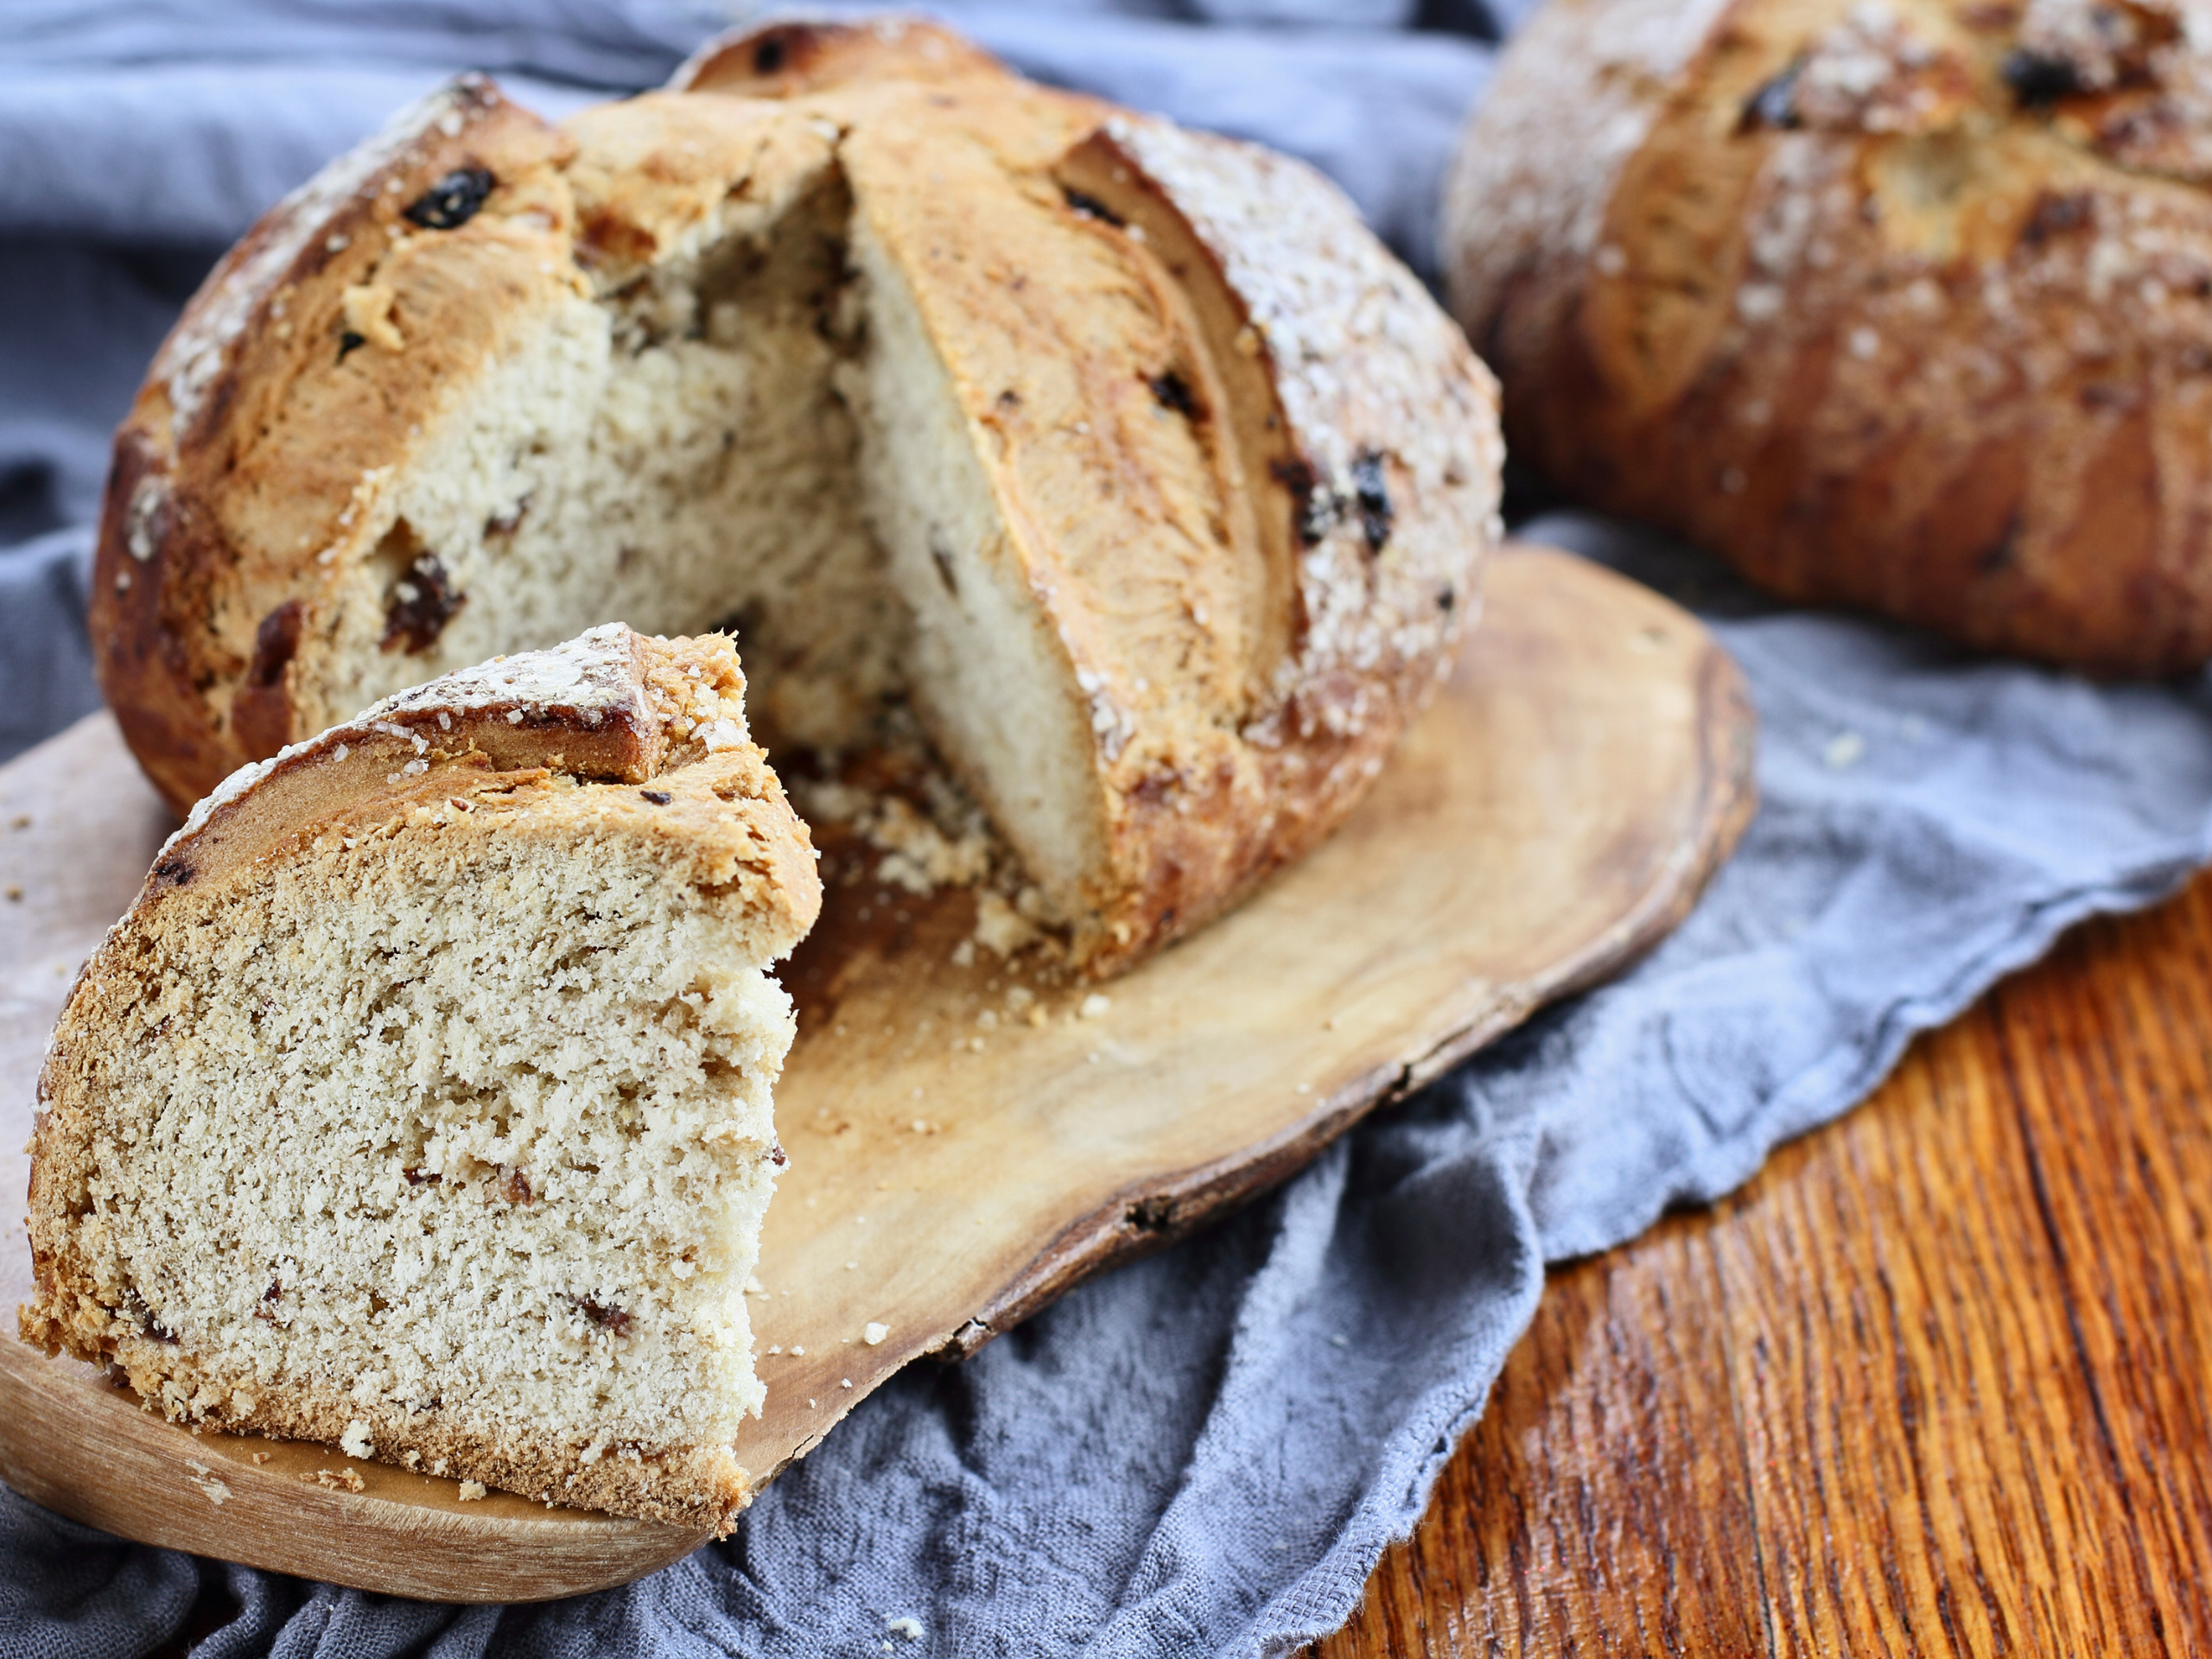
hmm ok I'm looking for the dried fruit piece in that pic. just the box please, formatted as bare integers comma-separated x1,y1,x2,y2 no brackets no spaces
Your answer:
404,167,496,231
380,553,465,655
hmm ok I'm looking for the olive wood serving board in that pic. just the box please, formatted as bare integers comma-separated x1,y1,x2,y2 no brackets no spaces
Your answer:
0,545,1754,1602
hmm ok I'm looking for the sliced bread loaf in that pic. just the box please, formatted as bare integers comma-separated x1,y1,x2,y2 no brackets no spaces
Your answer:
93,19,1502,972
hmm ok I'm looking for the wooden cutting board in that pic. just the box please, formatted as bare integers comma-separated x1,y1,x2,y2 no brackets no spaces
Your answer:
0,544,1754,1602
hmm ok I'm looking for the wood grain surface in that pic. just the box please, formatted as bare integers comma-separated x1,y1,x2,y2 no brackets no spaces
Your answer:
1315,850,2212,1656
0,544,1754,1601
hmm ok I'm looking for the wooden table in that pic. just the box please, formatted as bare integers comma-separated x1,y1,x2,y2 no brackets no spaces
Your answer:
1317,865,2212,1655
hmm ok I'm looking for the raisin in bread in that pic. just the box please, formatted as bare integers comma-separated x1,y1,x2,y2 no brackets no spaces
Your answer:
22,625,819,1531
1445,0,2212,673
94,16,1503,973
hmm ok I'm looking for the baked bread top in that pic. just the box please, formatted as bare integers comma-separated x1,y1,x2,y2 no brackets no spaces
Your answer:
138,620,820,956
94,16,1502,972
1446,0,2212,673
26,625,818,1529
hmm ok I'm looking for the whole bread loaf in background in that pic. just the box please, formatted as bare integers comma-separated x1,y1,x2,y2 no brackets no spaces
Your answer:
1446,0,2212,674
94,16,1503,975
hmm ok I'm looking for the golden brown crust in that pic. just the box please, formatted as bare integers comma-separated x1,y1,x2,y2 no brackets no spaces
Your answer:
670,14,1004,99
94,75,581,811
128,625,820,956
1447,0,2212,674
98,22,1501,974
1080,116,1502,966
14,1299,751,1531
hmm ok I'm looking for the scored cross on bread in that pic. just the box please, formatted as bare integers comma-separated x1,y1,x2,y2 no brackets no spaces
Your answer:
22,625,820,1530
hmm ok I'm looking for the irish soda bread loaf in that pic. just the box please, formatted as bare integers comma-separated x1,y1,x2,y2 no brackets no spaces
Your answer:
22,625,820,1529
1446,0,2212,673
95,16,1503,973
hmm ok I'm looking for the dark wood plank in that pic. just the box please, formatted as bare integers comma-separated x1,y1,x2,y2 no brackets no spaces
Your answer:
1318,866,2212,1656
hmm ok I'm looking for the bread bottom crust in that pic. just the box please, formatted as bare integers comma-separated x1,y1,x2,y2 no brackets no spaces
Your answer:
19,1284,750,1535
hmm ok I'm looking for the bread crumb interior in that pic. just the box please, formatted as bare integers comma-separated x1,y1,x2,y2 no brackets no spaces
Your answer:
71,809,788,1480
310,115,1105,912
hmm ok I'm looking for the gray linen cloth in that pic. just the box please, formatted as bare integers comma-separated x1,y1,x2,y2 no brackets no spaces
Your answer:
6,5,2212,1656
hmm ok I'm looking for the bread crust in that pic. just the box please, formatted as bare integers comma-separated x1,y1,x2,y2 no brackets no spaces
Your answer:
121,624,819,950
96,20,1501,972
670,13,1003,97
1068,113,1503,967
1446,0,2212,674
23,627,817,1532
94,75,582,812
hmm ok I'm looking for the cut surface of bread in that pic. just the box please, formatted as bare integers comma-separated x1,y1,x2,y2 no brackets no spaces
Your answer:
22,626,821,1529
95,18,1502,972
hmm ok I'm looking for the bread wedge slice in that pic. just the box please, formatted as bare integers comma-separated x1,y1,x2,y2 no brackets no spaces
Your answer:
21,624,819,1530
